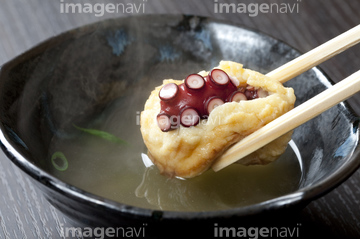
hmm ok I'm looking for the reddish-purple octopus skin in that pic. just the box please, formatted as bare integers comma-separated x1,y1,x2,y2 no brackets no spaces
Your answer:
156,69,265,132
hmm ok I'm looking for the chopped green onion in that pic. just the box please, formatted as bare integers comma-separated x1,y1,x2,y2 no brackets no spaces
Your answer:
73,124,128,145
51,152,69,171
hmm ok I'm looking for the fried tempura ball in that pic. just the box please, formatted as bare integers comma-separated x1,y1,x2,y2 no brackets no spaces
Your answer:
140,61,296,178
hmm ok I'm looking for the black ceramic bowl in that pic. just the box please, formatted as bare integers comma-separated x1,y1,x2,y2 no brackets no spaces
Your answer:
1,15,360,238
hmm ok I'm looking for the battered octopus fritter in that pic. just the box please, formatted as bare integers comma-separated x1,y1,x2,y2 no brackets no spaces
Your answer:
140,61,296,178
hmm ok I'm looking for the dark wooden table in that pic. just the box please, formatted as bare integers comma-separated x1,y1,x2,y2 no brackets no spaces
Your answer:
1,0,360,238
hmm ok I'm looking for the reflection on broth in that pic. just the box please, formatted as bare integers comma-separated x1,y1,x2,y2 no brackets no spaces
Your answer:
135,142,302,211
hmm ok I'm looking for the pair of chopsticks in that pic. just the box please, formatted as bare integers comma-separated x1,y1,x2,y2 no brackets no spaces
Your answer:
212,24,360,172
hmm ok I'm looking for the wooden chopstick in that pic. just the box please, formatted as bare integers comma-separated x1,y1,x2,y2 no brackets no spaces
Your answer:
212,70,360,172
267,24,360,83
211,24,360,172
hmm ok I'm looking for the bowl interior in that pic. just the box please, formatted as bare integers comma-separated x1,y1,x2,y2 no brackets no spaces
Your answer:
0,15,359,213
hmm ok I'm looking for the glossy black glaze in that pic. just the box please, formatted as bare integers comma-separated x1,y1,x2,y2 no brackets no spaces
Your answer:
0,15,359,238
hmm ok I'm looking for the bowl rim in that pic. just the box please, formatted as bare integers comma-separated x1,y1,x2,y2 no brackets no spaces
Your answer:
1,14,360,221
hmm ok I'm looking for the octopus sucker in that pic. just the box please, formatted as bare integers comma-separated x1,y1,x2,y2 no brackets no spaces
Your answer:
140,61,296,178
185,74,205,90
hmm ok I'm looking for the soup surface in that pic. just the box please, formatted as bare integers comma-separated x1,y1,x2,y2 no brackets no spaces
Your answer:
48,86,302,212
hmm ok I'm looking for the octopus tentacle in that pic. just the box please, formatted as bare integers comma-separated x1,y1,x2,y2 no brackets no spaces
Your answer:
156,69,270,132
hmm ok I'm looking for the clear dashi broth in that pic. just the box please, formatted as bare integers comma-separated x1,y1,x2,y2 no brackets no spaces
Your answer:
48,83,302,212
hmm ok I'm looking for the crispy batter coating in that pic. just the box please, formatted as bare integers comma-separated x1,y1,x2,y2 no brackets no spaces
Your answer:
140,61,296,178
